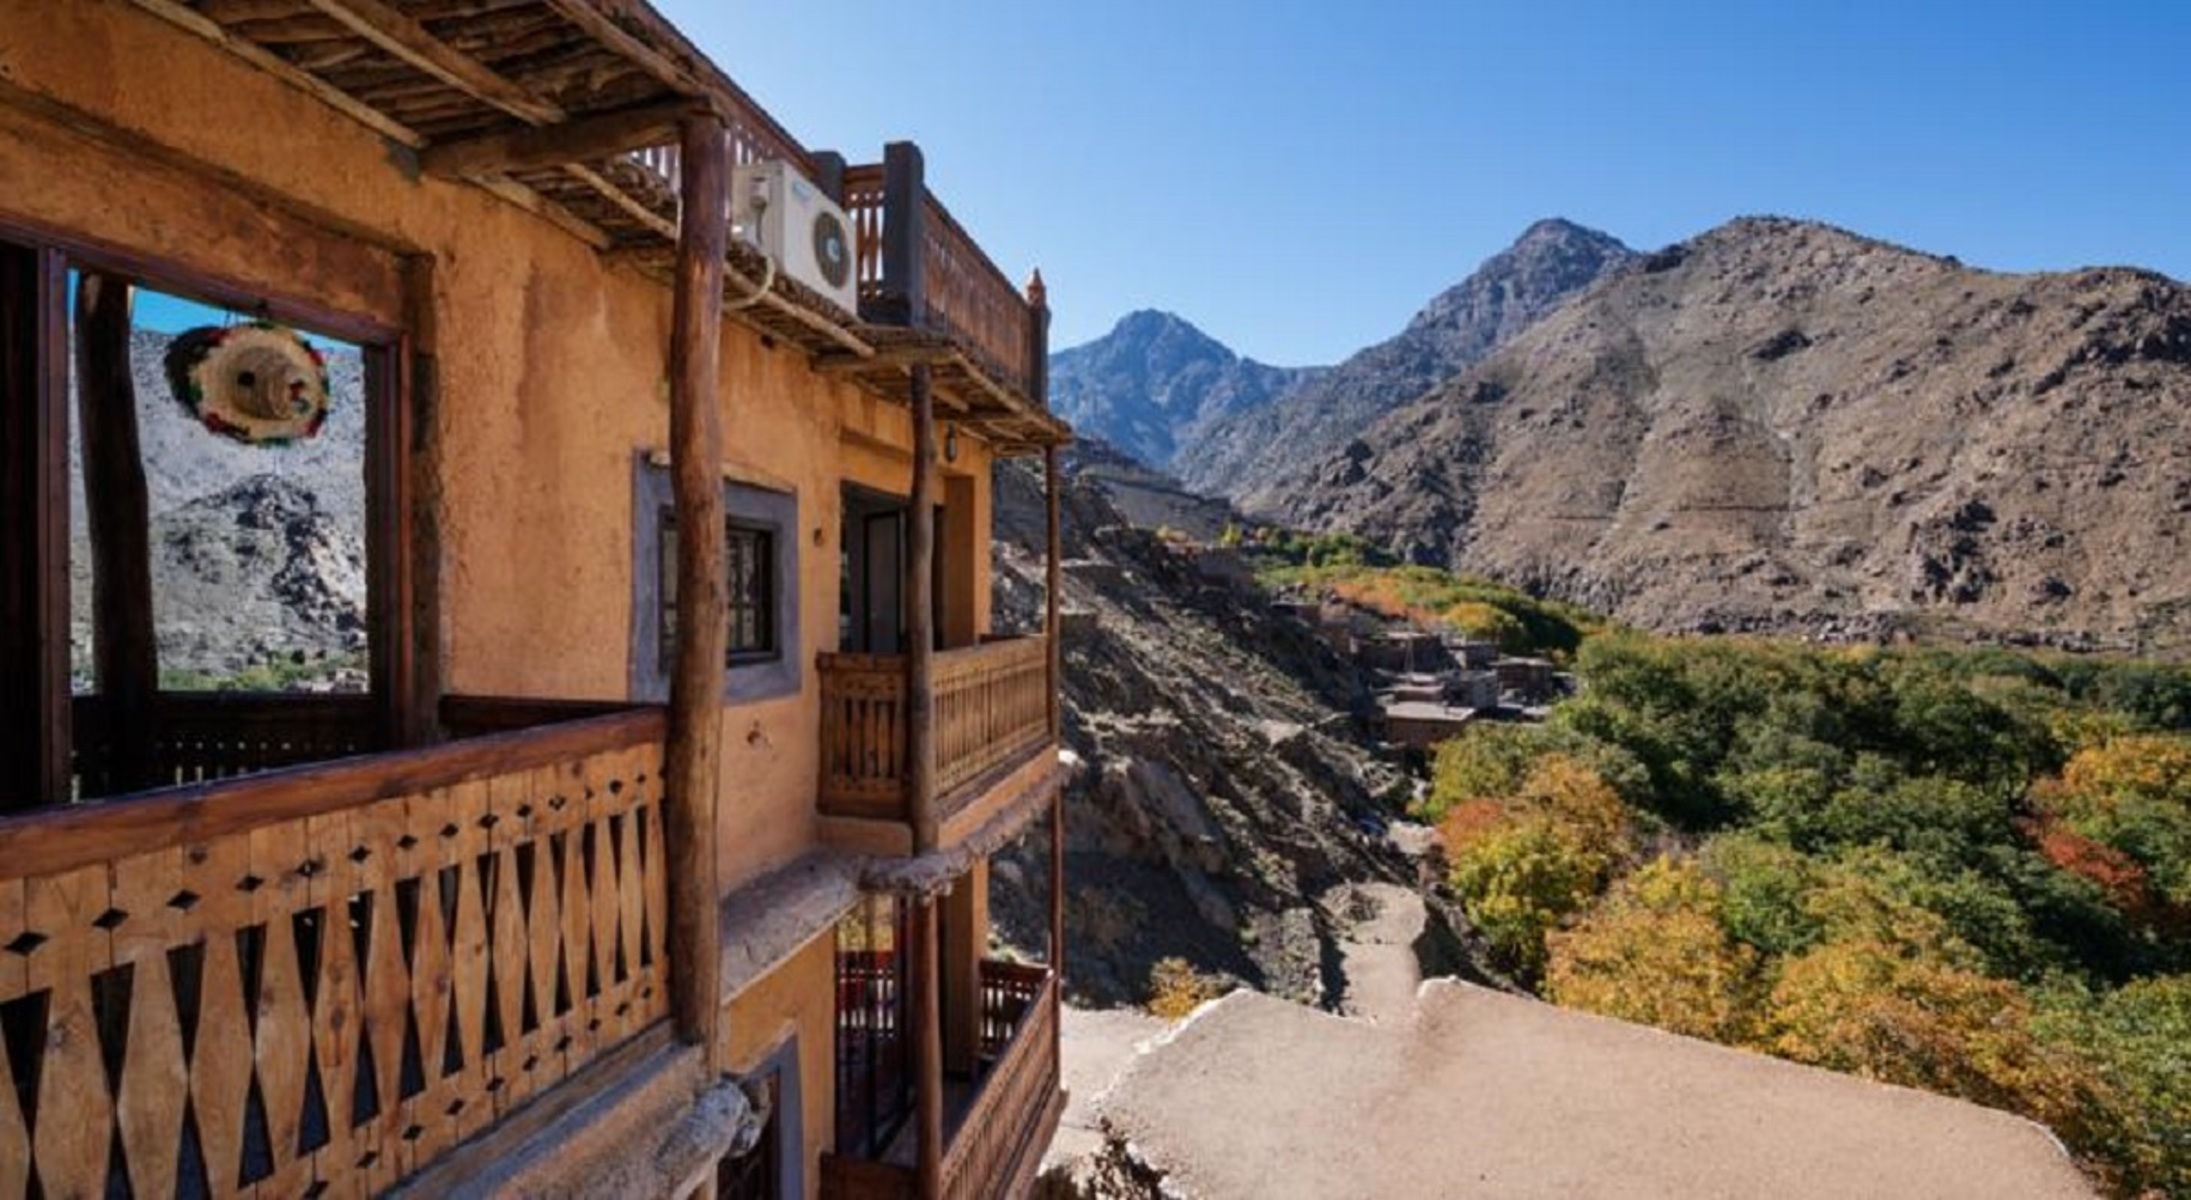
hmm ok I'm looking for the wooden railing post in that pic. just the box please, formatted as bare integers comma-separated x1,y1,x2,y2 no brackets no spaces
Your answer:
73,274,158,795
1043,442,1066,979
912,895,945,1198
664,112,729,1057
1026,269,1050,412
877,141,927,326
810,148,847,206
908,364,939,852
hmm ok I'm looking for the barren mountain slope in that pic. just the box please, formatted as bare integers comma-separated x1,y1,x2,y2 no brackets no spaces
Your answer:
1273,217,2191,650
987,458,1427,1006
1173,218,1635,503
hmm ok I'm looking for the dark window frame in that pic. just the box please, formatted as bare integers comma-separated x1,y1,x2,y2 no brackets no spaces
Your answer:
630,454,800,705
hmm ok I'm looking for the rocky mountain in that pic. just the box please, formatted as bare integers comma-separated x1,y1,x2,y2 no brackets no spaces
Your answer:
1048,310,1320,470
68,328,368,683
987,458,1467,1007
1173,219,1636,505
1274,217,2191,652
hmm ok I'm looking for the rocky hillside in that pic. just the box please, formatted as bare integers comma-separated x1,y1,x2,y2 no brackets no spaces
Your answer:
987,456,1435,1007
1048,311,1320,470
1173,219,1636,504
1274,217,2191,652
68,328,368,683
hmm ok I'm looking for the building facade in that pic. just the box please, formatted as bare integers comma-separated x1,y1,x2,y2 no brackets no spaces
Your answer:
0,2,1068,1196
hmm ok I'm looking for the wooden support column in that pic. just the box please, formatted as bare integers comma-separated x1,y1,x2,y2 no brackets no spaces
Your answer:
73,274,157,794
400,255,442,747
1044,443,1066,980
907,363,939,852
911,895,944,1198
1,244,68,810
663,113,729,1056
878,142,926,327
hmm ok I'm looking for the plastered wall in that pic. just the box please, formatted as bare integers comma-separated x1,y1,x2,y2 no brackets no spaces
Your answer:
0,0,1003,906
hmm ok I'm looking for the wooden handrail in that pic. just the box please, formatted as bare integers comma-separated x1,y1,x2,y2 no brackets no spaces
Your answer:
940,971,1060,1200
3,706,666,877
917,189,1033,400
0,711,673,1196
817,638,1051,824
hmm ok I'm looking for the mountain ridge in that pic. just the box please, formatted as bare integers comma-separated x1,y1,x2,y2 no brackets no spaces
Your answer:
1171,218,1638,501
1047,310,1322,469
1268,215,2191,652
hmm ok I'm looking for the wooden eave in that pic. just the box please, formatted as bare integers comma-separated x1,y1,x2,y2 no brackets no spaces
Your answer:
116,0,1064,441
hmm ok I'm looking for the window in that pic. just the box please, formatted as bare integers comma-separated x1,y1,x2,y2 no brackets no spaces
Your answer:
630,455,800,704
658,510,779,667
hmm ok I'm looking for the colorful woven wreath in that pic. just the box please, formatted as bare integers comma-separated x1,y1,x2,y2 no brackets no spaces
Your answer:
163,322,331,445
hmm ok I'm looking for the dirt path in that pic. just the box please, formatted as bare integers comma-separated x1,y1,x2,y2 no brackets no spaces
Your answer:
1329,882,1426,1025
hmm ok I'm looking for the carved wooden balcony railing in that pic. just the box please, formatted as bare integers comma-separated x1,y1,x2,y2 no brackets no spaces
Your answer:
977,959,1050,1061
840,162,1041,404
70,691,377,797
817,636,1052,826
0,707,671,1198
817,965,1062,1200
941,968,1060,1200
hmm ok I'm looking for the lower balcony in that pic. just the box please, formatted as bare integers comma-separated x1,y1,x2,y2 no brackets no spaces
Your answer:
0,700,674,1197
818,635,1057,837
821,960,1065,1200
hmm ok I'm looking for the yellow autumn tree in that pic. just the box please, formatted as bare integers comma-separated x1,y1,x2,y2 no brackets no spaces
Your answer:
1442,754,1633,980
1546,858,1762,1042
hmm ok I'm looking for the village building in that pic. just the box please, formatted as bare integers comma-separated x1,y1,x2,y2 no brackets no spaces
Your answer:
0,3,1068,1197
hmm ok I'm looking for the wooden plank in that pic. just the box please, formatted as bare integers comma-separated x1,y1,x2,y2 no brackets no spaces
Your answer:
553,767,595,1074
420,98,701,179
350,794,410,1195
124,0,424,147
662,113,727,1057
75,273,161,795
537,0,709,99
442,780,493,1141
482,770,528,1118
0,708,667,879
397,789,455,1174
563,162,679,239
0,242,60,814
25,865,112,1197
303,805,364,1194
250,819,317,1195
472,175,613,250
0,1009,26,1200
365,342,411,753
108,845,188,1199
298,0,565,125
518,766,567,1101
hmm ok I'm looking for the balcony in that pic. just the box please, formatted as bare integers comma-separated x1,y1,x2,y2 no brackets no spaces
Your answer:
821,960,1064,1200
0,703,673,1197
818,636,1056,834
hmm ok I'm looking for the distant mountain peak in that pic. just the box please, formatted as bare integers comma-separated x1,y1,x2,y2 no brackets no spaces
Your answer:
1048,312,1322,470
1174,219,1637,499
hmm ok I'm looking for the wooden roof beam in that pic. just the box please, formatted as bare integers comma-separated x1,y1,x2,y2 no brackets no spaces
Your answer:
127,0,425,147
539,0,709,99
298,0,566,125
421,98,703,178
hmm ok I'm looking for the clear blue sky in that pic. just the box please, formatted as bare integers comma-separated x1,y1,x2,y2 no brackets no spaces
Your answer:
670,2,2187,366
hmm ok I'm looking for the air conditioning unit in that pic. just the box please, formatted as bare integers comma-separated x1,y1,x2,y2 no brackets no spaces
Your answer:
731,160,859,316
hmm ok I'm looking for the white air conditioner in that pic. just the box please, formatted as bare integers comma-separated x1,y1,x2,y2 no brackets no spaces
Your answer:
731,160,859,315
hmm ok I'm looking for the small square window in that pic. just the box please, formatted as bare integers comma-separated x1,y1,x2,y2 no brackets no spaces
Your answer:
657,510,781,668
632,455,800,705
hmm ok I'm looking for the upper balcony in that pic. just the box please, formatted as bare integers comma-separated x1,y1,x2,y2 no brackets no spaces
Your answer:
817,635,1061,856
122,0,1067,454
